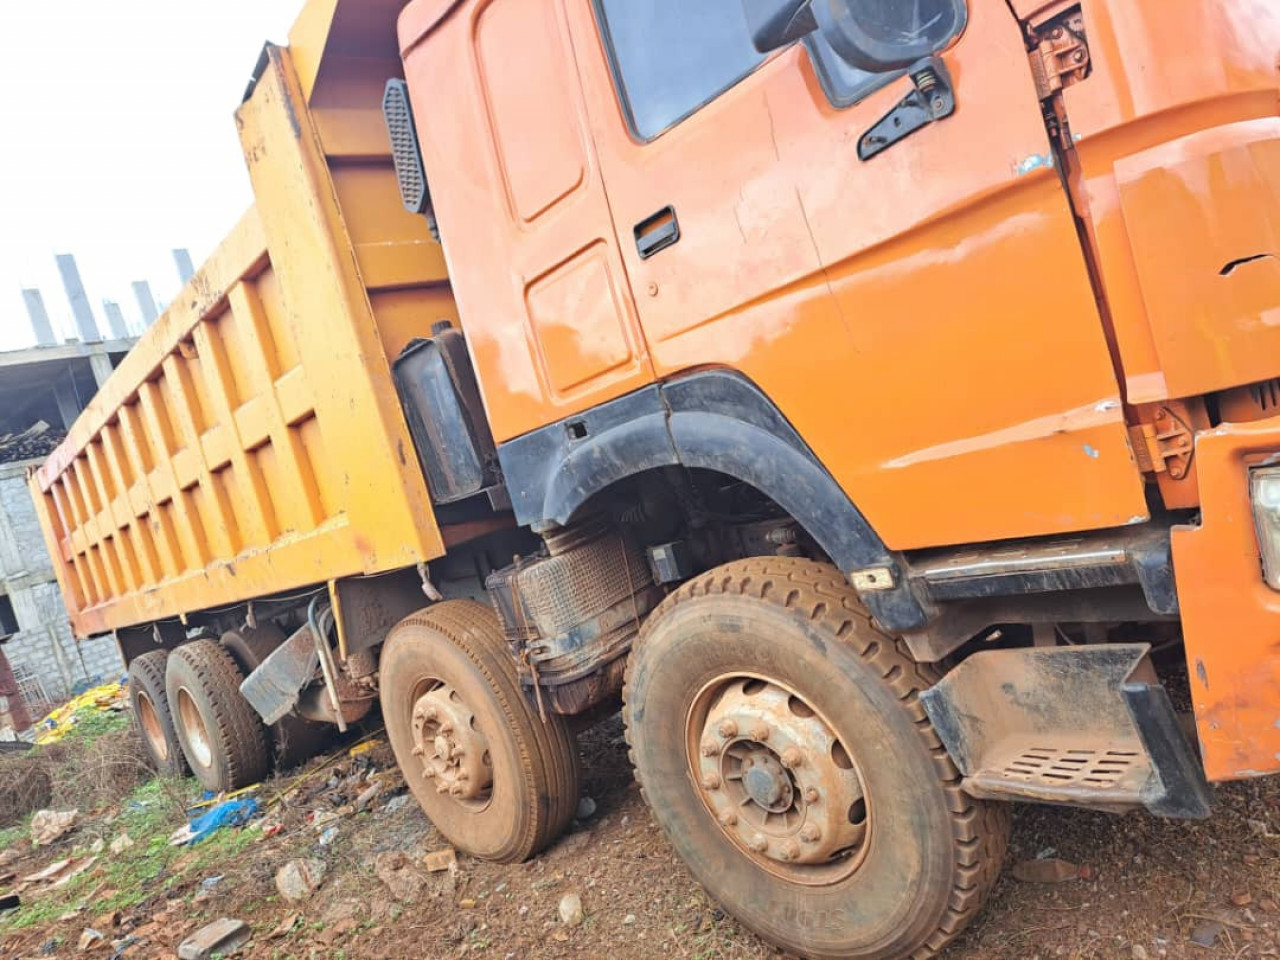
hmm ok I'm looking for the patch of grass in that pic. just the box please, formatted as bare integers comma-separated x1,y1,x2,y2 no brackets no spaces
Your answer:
0,776,253,931
0,817,30,852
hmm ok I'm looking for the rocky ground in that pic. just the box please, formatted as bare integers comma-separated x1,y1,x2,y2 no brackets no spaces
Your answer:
3,714,1280,960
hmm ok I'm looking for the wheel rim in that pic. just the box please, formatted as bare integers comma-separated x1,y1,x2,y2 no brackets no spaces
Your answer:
409,680,494,810
687,674,870,885
136,691,169,762
177,687,213,769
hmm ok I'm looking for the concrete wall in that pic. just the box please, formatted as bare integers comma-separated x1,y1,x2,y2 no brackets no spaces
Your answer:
0,459,123,709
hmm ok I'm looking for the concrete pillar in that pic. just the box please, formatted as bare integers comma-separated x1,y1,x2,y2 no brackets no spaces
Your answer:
21,289,57,347
55,254,101,343
89,351,114,388
53,377,82,430
102,300,130,340
132,280,159,325
173,249,195,284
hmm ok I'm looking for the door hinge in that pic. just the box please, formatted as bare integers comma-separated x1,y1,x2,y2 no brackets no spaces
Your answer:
1128,407,1194,480
1028,7,1091,101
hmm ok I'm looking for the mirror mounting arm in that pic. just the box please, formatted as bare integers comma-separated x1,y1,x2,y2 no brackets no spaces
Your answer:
857,57,957,161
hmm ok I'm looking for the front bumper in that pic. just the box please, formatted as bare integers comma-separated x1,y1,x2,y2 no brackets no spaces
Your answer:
1173,414,1280,781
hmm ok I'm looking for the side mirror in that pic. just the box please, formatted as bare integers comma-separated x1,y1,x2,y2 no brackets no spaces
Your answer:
814,0,966,73
740,0,818,54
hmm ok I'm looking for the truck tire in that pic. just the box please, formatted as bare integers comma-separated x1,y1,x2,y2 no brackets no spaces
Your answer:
166,639,270,792
220,626,332,771
380,600,580,863
128,649,188,777
623,558,1009,960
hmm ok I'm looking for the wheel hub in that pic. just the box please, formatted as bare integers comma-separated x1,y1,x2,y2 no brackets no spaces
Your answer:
693,678,867,871
411,684,492,803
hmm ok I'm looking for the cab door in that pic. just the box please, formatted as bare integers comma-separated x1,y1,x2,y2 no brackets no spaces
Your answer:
564,0,1148,550
398,0,654,446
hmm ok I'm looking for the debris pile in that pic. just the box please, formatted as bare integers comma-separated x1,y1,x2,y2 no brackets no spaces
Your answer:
33,680,127,745
0,421,64,466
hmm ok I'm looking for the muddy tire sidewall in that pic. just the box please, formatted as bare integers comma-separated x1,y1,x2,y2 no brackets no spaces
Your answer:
165,640,270,792
381,602,578,863
128,649,187,778
626,593,962,959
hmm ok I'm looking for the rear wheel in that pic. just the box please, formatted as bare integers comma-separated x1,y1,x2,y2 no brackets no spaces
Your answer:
166,639,270,792
380,600,580,863
221,626,332,771
128,650,187,777
624,558,1009,960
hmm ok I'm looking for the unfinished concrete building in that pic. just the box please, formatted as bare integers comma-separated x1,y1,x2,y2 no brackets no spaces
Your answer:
0,251,190,734
0,336,138,722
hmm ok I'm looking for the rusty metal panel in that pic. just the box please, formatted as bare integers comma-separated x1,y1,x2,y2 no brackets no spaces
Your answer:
28,6,453,639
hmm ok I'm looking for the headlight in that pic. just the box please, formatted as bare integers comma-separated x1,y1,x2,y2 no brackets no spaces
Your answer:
1253,466,1280,590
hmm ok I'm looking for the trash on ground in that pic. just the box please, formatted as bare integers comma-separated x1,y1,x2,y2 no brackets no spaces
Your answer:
0,893,19,912
267,913,300,939
169,797,261,846
21,859,72,884
30,809,79,846
424,848,457,873
1010,858,1081,883
275,858,327,902
559,891,584,927
34,683,127,746
318,827,340,847
108,834,134,855
77,927,104,951
50,857,96,889
348,738,385,758
177,917,252,960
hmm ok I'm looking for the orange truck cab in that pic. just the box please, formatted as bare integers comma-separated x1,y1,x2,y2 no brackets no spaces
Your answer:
28,0,1280,956
389,0,1279,951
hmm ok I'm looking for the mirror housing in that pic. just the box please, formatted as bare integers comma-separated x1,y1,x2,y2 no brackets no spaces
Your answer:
814,0,966,73
740,0,818,54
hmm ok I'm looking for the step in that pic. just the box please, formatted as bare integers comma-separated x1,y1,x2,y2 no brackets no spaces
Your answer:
920,644,1211,818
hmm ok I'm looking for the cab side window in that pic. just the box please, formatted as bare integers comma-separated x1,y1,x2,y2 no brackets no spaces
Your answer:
595,0,766,141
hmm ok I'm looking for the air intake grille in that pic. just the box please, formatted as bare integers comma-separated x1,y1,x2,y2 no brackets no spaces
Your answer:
383,79,430,216
1251,378,1280,412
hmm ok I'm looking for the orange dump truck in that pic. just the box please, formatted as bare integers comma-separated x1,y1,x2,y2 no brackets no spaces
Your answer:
29,0,1280,956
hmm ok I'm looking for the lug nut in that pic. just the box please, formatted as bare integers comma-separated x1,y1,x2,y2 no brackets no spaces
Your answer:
804,787,820,804
422,766,436,779
750,722,770,742
718,811,738,827
778,840,801,861
702,773,721,791
701,740,720,757
747,835,768,853
436,781,450,794
456,771,470,782
717,719,738,738
440,722,455,735
780,747,803,769
411,745,424,757
800,824,822,843
450,783,465,797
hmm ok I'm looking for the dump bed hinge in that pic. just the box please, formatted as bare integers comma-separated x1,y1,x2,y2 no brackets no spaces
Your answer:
1127,407,1194,480
1028,7,1091,101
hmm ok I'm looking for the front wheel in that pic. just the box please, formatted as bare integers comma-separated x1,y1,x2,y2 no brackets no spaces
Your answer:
380,600,580,863
624,558,1009,960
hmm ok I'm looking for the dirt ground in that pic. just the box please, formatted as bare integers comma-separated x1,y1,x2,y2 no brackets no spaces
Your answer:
3,714,1280,960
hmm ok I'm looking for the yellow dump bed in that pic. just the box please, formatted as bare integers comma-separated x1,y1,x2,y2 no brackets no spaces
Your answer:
29,0,458,637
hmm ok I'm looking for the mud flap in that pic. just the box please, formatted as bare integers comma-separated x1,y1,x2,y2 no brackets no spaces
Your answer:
920,644,1212,818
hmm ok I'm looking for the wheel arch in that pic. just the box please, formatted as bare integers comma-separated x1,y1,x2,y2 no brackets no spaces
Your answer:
496,370,928,631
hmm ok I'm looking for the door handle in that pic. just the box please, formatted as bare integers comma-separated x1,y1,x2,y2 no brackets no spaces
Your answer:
634,206,680,260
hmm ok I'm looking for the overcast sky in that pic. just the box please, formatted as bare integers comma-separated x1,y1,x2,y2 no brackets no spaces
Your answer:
0,1,304,350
